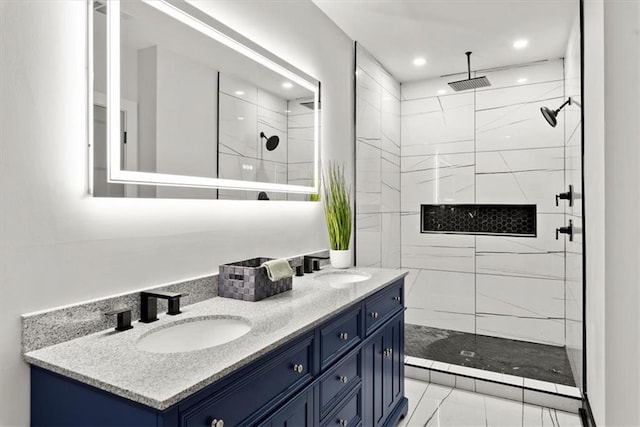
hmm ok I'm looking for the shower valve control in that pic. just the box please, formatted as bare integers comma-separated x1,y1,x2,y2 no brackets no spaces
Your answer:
556,219,574,241
555,185,574,207
371,312,379,319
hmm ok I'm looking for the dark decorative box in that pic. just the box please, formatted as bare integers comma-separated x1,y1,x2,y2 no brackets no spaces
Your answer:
218,257,293,302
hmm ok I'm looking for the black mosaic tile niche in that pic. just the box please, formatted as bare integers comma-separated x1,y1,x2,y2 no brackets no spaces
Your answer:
420,204,537,237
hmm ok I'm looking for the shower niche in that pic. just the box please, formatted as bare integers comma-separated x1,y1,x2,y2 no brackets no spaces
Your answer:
420,204,537,237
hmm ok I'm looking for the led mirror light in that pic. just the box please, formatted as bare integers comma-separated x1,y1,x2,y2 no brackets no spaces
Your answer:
104,0,320,195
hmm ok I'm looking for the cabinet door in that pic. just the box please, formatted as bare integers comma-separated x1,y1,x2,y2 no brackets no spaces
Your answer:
384,312,404,412
363,312,405,427
260,387,315,427
362,327,385,427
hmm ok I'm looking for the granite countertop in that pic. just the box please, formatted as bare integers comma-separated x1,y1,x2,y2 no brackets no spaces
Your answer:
24,267,407,411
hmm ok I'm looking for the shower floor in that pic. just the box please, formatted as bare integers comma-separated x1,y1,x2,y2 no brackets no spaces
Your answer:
405,324,576,386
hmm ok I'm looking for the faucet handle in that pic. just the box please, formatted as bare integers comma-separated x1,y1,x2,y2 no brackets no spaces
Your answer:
104,308,133,332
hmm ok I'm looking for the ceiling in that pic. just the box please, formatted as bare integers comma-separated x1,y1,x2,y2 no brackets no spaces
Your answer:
312,0,578,82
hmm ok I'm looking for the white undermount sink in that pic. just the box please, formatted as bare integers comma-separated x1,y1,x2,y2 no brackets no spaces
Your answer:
314,270,372,288
136,317,251,353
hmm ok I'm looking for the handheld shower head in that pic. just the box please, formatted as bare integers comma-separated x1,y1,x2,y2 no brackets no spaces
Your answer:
260,132,280,151
540,98,572,127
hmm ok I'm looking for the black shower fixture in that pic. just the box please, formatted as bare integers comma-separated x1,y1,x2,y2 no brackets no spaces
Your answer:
540,98,572,127
260,132,280,151
448,52,491,91
258,191,270,200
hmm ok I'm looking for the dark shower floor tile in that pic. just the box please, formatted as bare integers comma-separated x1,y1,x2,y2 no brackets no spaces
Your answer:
405,324,576,387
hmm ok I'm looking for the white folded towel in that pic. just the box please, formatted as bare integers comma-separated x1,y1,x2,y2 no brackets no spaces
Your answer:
262,259,294,282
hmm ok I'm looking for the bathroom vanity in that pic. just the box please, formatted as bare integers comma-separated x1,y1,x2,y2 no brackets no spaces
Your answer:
26,269,408,426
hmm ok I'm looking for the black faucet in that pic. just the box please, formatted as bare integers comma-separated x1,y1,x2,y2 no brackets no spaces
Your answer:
303,254,330,274
140,291,186,323
556,219,574,242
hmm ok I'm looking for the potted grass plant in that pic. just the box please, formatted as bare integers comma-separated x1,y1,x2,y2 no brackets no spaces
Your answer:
322,162,352,269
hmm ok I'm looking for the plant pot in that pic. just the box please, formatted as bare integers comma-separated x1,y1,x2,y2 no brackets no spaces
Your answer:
330,249,351,269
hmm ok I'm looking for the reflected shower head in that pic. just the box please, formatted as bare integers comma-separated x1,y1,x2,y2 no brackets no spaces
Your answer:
260,132,280,151
540,98,572,127
448,52,491,92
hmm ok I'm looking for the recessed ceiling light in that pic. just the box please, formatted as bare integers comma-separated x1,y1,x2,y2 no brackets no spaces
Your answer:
234,90,244,96
237,116,245,121
437,89,447,95
505,135,511,139
284,110,291,113
413,57,427,67
282,82,293,89
513,39,529,49
517,78,528,84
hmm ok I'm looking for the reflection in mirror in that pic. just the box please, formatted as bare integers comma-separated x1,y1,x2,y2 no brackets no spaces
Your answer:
91,0,319,199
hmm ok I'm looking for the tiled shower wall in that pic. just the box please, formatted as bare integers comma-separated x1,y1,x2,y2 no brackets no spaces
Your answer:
400,60,568,346
564,19,584,387
355,44,401,268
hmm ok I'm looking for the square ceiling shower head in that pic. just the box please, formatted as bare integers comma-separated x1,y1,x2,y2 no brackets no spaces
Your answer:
448,75,491,91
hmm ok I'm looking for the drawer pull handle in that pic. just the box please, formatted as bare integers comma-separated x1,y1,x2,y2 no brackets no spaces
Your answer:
339,375,348,384
339,420,348,426
371,312,379,319
383,348,393,357
393,296,401,302
339,332,349,340
210,419,224,427
293,364,304,373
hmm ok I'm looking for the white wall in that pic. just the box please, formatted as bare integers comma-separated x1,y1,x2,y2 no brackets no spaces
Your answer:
602,0,640,425
0,1,352,425
584,0,640,425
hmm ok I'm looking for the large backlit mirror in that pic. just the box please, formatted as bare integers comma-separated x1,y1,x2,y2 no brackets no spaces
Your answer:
91,0,320,200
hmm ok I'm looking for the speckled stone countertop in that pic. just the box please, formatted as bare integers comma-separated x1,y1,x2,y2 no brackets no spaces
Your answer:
24,267,407,411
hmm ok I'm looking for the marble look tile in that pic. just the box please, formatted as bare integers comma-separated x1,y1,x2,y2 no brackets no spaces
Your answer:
398,378,429,427
381,91,401,155
356,141,381,214
555,384,582,399
524,390,582,414
401,94,475,157
476,169,564,212
219,73,258,104
478,59,563,92
356,67,381,139
405,365,430,382
403,268,423,295
218,153,257,182
475,379,523,402
523,405,583,427
380,68,401,100
475,214,565,280
476,314,564,346
381,151,400,212
476,275,564,320
524,378,559,393
218,94,258,159
401,75,464,101
356,213,381,267
381,213,401,269
256,160,288,185
407,383,455,424
401,152,475,207
476,80,564,111
356,43,381,84
401,216,475,272
455,375,476,392
257,89,287,114
475,147,564,176
404,269,475,332
475,99,565,152
430,370,456,387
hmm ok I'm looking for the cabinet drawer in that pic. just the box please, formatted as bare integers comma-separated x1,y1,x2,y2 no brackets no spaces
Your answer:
180,335,313,427
365,281,403,335
319,349,361,418
320,307,361,369
321,386,362,427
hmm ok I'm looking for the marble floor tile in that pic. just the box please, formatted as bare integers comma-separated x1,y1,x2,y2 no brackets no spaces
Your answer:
401,381,582,427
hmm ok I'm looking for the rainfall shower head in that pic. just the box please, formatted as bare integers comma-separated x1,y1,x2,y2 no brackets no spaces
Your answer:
448,52,491,92
260,132,280,151
540,98,572,127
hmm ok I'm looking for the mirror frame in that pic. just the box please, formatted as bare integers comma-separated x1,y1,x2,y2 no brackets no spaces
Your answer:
92,0,320,195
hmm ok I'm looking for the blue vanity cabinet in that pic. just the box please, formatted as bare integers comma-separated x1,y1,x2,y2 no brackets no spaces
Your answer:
30,278,407,427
